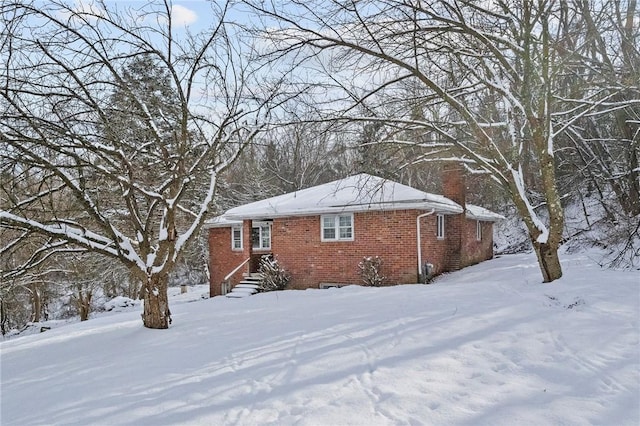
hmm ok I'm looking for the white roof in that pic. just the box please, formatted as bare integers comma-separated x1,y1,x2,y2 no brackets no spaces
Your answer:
222,173,464,220
203,216,243,229
466,204,505,222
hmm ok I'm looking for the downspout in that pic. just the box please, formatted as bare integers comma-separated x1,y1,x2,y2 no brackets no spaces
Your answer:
417,209,436,282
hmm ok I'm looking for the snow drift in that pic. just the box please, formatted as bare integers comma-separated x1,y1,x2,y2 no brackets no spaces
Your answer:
1,250,638,425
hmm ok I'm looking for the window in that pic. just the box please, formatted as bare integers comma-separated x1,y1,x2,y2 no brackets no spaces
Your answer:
436,214,445,239
252,222,271,250
476,220,482,241
321,214,354,241
231,226,243,250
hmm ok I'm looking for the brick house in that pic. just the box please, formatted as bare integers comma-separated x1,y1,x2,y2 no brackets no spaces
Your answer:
206,167,503,297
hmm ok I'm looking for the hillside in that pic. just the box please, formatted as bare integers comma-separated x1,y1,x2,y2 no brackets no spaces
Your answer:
1,250,638,425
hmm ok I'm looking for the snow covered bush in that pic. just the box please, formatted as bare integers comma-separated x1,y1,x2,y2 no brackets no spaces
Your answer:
258,255,290,292
358,256,385,287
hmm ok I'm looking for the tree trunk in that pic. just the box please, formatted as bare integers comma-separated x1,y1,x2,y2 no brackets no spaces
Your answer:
79,303,90,321
1,298,7,336
30,282,41,323
77,290,92,321
533,241,563,283
141,274,171,329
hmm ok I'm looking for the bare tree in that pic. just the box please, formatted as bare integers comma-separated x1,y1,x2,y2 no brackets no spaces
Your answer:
245,0,639,282
0,1,284,328
219,114,352,207
258,114,354,192
555,1,639,213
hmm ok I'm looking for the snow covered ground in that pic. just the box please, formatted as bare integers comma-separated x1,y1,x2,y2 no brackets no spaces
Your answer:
1,250,638,425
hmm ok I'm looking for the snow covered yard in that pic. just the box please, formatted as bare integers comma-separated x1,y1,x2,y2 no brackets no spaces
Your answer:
1,251,638,426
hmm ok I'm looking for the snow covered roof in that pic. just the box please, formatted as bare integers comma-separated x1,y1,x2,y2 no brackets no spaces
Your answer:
466,204,505,222
220,173,464,220
203,216,242,229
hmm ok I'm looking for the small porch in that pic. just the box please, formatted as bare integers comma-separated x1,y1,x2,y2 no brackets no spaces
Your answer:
218,219,273,297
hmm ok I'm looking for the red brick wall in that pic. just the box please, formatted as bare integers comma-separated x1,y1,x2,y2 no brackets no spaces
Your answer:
442,164,466,270
461,219,494,266
208,226,249,297
272,210,429,289
209,210,495,295
419,213,449,277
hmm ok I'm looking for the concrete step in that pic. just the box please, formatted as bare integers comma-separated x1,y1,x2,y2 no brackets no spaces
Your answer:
235,283,261,289
230,287,258,294
242,273,263,279
225,274,263,298
239,278,262,284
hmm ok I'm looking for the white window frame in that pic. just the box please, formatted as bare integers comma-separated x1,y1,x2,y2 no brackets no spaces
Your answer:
476,220,482,241
321,213,354,242
231,225,243,250
436,214,445,240
252,222,271,250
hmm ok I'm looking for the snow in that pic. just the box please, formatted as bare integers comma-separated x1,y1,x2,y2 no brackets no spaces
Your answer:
466,204,505,221
509,165,549,243
222,173,464,220
203,215,243,228
1,250,638,425
104,296,137,312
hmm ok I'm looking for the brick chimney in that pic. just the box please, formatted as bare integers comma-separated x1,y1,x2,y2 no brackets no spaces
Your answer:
442,163,466,271
442,163,466,208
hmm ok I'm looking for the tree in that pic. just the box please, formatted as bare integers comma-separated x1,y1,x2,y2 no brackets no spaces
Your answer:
245,0,639,282
0,1,284,328
218,114,353,207
554,2,639,213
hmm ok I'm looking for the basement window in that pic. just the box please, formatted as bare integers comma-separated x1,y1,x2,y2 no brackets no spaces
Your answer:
321,214,354,241
231,226,243,250
436,214,445,240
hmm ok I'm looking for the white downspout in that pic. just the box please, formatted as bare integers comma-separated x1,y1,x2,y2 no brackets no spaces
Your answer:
417,209,436,281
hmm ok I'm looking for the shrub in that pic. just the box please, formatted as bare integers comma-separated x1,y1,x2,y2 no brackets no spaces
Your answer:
358,256,385,286
258,255,290,291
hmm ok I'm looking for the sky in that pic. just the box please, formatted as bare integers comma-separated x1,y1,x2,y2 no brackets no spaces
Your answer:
61,0,254,30
1,248,638,425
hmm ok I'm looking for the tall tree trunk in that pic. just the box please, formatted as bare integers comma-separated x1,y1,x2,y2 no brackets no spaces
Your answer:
533,241,562,283
30,282,41,323
508,157,564,283
537,146,564,283
1,298,7,335
141,274,171,329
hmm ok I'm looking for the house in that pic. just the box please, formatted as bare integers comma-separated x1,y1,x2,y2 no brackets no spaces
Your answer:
206,166,503,297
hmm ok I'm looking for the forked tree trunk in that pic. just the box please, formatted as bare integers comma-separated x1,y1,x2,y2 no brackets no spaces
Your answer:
533,241,563,283
509,178,565,283
141,274,171,329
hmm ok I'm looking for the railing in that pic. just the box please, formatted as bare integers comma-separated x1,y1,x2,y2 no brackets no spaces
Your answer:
224,257,251,281
221,258,251,295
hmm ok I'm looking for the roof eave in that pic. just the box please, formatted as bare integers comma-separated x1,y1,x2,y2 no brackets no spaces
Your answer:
203,217,243,228
465,212,506,222
224,201,463,221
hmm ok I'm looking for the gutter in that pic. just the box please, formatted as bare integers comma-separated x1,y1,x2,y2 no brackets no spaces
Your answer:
224,201,462,221
416,210,435,282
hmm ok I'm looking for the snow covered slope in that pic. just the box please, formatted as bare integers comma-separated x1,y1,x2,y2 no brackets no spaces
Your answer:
1,251,638,425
